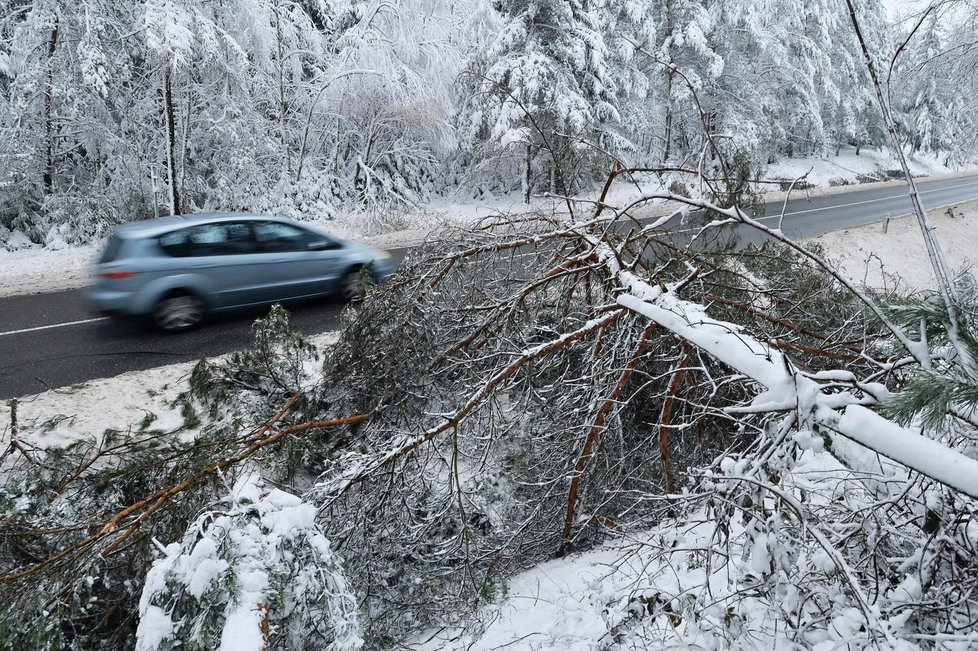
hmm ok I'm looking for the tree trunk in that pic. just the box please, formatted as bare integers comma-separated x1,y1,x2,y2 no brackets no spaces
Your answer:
662,0,674,165
163,61,181,216
42,17,59,196
844,0,971,374
182,86,193,208
274,4,292,178
663,72,674,164
523,144,531,204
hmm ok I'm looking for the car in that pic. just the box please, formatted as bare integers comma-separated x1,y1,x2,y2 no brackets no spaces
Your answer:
86,212,392,332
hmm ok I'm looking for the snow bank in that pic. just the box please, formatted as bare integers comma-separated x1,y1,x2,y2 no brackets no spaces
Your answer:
806,199,978,290
764,146,967,188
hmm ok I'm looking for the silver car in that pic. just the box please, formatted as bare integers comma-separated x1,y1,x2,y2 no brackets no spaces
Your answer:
86,213,392,331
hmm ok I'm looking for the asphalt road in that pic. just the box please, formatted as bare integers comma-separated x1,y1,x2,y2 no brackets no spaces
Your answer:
753,173,978,239
0,249,411,400
2,173,977,400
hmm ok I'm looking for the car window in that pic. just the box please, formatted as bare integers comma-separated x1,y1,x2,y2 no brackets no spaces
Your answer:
158,222,257,257
254,221,317,253
98,234,124,263
222,222,258,254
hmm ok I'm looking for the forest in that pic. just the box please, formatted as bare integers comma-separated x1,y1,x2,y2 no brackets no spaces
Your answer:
0,0,975,247
4,1,978,650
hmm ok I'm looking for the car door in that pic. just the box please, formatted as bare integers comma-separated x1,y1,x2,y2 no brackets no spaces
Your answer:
157,221,276,309
252,221,345,300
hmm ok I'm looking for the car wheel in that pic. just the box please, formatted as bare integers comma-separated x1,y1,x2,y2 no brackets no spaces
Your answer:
340,266,369,302
154,292,205,332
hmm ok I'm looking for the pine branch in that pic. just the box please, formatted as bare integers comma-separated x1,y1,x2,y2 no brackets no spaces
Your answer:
1,396,367,582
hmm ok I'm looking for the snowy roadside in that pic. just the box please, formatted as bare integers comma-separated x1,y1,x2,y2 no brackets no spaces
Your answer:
1,148,972,300
0,332,340,451
807,198,978,290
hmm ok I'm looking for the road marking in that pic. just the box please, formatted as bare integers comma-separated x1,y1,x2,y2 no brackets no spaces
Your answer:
655,178,978,235
776,177,978,218
0,317,109,338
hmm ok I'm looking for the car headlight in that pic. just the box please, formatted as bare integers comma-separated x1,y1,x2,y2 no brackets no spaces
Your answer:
373,249,392,261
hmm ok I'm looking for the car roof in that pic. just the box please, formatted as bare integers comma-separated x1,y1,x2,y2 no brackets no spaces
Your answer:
112,213,295,239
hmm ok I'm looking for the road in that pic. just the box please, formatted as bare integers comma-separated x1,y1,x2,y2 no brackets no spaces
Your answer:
754,174,978,239
2,173,977,400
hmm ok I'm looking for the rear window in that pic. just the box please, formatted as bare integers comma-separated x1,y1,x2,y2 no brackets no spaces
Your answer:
98,235,124,263
254,221,318,252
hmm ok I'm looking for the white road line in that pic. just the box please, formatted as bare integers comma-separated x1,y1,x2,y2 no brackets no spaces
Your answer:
778,177,978,218
0,317,109,337
662,184,978,235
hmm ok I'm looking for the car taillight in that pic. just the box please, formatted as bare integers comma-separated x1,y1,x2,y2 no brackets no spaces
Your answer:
100,271,139,280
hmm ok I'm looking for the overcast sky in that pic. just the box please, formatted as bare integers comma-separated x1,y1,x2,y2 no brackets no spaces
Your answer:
883,0,924,22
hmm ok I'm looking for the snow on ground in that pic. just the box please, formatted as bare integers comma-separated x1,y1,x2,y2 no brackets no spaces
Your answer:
410,537,642,651
764,145,962,187
0,242,99,298
2,154,977,650
0,332,339,451
806,198,978,291
408,448,877,651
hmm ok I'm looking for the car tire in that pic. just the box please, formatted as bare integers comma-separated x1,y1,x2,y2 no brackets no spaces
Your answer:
153,291,205,332
339,266,370,302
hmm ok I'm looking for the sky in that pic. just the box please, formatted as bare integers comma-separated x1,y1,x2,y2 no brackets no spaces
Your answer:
883,0,924,22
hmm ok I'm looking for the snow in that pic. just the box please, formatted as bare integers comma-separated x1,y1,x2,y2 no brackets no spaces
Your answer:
764,146,964,188
219,602,267,651
410,540,641,651
616,245,978,500
134,605,174,651
805,198,978,290
3,159,978,650
136,472,363,651
0,332,339,450
0,243,98,298
836,404,978,499
408,433,954,650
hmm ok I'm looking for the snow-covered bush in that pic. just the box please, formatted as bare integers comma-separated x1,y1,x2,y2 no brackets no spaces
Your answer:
37,190,123,248
136,472,361,651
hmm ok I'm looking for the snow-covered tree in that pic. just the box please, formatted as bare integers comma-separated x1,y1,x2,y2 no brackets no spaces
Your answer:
645,0,723,165
891,3,978,163
303,0,480,219
0,0,141,241
136,472,361,651
462,0,638,201
713,0,886,163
